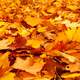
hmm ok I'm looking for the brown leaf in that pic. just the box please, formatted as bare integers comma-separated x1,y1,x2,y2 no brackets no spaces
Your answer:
10,35,26,49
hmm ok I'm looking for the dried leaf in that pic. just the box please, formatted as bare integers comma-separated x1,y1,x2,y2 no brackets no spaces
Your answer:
0,72,15,80
53,50,78,63
65,29,76,41
37,26,47,33
55,32,68,43
25,16,41,26
73,28,80,42
61,73,80,78
27,39,43,48
0,37,14,49
66,63,80,72
0,52,10,68
12,57,45,75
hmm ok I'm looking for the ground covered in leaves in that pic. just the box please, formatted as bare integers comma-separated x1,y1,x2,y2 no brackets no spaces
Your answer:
0,0,80,80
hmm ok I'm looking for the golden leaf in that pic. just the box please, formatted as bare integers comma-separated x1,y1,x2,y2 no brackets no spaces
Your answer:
0,37,14,49
0,52,10,68
65,29,76,41
61,73,80,78
55,32,68,43
25,16,41,26
37,26,47,33
27,39,43,48
67,5,78,11
0,72,15,80
73,28,80,42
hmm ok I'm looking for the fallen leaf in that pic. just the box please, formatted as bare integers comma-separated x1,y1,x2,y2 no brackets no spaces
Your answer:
37,26,47,33
0,72,15,80
25,16,41,26
0,52,10,68
55,32,68,43
73,28,80,42
12,57,45,75
66,63,80,72
61,73,80,78
0,37,14,49
65,29,76,41
27,39,43,48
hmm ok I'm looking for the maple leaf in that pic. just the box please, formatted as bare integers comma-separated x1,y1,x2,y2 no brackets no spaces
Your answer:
12,57,45,75
65,28,76,41
0,72,15,80
0,52,10,68
27,39,43,48
0,52,15,80
25,16,41,26
73,28,80,42
0,52,10,77
55,32,68,43
0,37,14,50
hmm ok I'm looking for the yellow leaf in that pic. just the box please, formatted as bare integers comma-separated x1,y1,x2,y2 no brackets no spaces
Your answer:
67,5,78,11
65,29,76,41
34,77,51,80
61,52,78,63
73,28,80,42
0,72,15,80
8,37,15,44
61,73,80,78
13,57,45,75
40,53,47,58
62,20,80,29
0,37,14,49
0,21,6,26
27,39,43,48
53,50,77,62
55,32,68,43
0,52,10,68
9,23,31,37
25,16,41,26
47,7,55,13
37,26,47,33
39,0,47,3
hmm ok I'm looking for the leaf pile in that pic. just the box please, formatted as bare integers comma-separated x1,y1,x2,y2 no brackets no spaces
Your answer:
0,0,80,80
